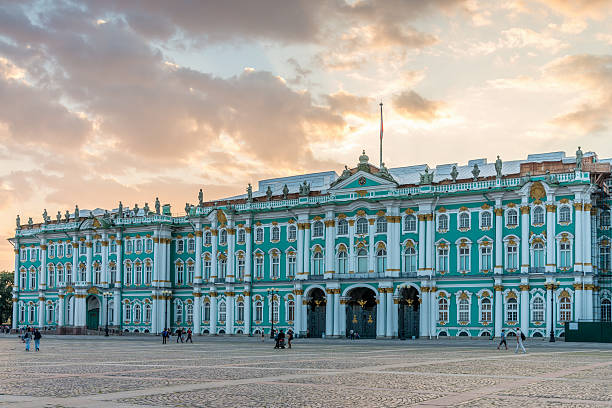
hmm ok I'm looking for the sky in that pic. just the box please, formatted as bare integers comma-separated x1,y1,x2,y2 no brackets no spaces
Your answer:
1,0,612,271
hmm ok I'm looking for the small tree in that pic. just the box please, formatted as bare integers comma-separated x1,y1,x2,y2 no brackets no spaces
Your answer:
0,272,14,324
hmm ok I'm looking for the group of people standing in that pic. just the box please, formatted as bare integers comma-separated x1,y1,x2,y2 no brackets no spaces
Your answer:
270,329,293,349
497,328,527,353
160,328,193,344
20,327,42,351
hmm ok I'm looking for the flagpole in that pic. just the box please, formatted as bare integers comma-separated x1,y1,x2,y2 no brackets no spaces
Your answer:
379,102,383,168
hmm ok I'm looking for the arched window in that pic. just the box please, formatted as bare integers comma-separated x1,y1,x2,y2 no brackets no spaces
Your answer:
437,214,448,231
480,298,492,322
29,304,36,323
237,256,245,280
337,219,348,235
533,206,545,225
176,239,184,253
600,246,610,271
19,303,25,322
437,246,449,273
204,258,212,280
458,299,470,322
134,304,142,322
237,302,245,321
506,297,518,321
203,302,211,321
255,256,264,279
506,244,518,270
459,212,470,229
204,231,212,246
480,245,492,272
357,248,368,273
219,301,227,322
78,263,86,282
559,206,571,223
20,268,26,289
46,303,54,323
559,241,571,268
237,228,246,243
48,265,55,288
218,258,227,279
438,298,448,322
124,302,132,322
65,264,72,284
187,238,195,252
255,228,264,242
94,263,101,285
57,244,64,258
255,301,263,322
287,300,295,321
532,297,544,322
376,216,387,233
288,224,297,241
219,229,227,245
287,253,296,278
95,241,102,254
187,264,194,285
145,264,152,285
175,302,183,323
125,262,132,286
459,245,470,272
337,250,348,274
49,245,56,258
175,263,184,285
559,296,572,322
533,242,545,268
480,212,492,229
271,226,280,241
601,299,611,322
272,299,279,323
376,248,387,274
312,221,324,238
186,303,193,323
356,218,368,235
271,252,280,278
404,246,417,273
144,304,152,323
145,238,153,252
404,214,417,232
57,264,64,284
507,209,518,226
30,267,37,289
136,239,143,253
312,251,324,275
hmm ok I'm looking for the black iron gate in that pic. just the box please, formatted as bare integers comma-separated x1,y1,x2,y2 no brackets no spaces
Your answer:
398,303,419,339
346,304,377,339
307,302,326,338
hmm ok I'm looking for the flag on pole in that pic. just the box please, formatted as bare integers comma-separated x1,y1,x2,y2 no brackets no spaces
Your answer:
379,102,383,168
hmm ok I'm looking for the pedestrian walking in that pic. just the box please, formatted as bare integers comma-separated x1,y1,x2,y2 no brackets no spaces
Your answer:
176,328,183,343
287,329,293,349
23,330,31,351
497,329,508,350
515,329,527,354
162,328,167,344
350,329,354,340
261,331,265,342
186,328,193,343
33,329,42,351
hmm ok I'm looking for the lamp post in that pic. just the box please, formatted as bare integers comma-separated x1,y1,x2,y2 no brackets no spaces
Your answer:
549,281,560,342
268,288,278,339
103,291,113,337
162,290,172,331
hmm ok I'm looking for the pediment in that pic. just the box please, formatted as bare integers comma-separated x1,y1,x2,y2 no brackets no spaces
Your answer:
329,170,397,193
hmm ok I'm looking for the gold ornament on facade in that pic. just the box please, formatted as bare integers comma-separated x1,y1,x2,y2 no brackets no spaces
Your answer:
546,204,557,212
481,203,491,210
404,208,415,214
520,206,530,214
519,285,530,291
573,202,583,211
437,207,446,213
494,285,503,292
529,181,546,200
494,208,504,216
459,292,469,300
356,210,366,217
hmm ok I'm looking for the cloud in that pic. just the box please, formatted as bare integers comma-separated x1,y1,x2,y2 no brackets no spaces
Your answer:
535,0,612,19
392,90,446,122
325,91,375,118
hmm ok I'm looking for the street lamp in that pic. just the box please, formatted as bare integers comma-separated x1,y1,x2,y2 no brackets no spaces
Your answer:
162,290,173,331
267,288,278,339
549,281,560,343
102,291,113,337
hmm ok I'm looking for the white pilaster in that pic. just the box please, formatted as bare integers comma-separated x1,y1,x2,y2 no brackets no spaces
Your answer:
368,219,375,273
86,234,93,285
333,289,340,336
574,201,583,272
520,280,529,335
40,238,47,290
325,288,333,337
377,286,386,337
244,288,252,335
245,221,252,282
584,203,593,272
385,289,393,337
520,203,530,273
417,215,426,275
210,290,218,334
494,281,503,338
546,203,556,273
494,207,503,274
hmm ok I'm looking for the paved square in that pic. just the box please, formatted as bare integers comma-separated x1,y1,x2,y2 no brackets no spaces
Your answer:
0,335,610,407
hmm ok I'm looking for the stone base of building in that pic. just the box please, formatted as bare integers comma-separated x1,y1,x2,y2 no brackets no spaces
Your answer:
56,326,88,335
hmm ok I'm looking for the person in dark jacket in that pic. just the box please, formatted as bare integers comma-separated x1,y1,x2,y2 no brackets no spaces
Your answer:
186,328,193,343
176,328,183,343
33,329,42,351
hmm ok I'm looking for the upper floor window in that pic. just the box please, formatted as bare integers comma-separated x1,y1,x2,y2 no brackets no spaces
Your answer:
602,211,611,227
337,250,347,274
145,239,153,252
219,229,227,245
404,214,417,232
204,231,212,246
57,244,64,258
176,263,184,285
109,241,116,254
480,298,492,322
459,246,470,272
559,206,571,223
288,253,296,277
176,239,184,253
135,239,143,253
404,247,417,273
506,244,518,270
312,221,324,238
458,212,470,230
337,219,348,236
95,241,102,254
507,209,518,227
600,246,611,271
20,249,27,262
312,251,324,275
80,242,87,256
126,240,133,253
49,245,55,258
559,296,572,322
357,248,368,273
559,241,571,268
480,245,492,271
237,229,246,243
533,206,545,225
437,247,449,273
288,225,297,241
187,238,195,252
438,214,448,231
376,216,387,234
532,242,545,268
255,256,264,279
506,297,518,321
376,248,387,273
271,253,280,278
356,218,368,235
532,297,544,322
255,228,264,243
480,212,492,229
271,226,280,241
438,298,448,322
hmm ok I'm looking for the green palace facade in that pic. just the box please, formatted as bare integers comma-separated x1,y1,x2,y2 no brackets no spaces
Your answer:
9,148,612,339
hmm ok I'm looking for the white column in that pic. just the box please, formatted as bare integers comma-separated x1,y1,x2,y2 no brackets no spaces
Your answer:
494,283,503,337
393,295,399,338
226,291,234,334
113,289,121,326
195,227,203,285
419,285,429,337
574,280,583,321
418,215,426,275
211,228,218,280
339,298,347,337
368,219,375,273
38,296,45,328
227,223,235,283
244,289,252,335
325,288,333,337
151,290,158,334
102,234,109,287
574,202,583,272
40,239,47,290
58,294,65,327
584,203,593,272
426,214,434,276
86,234,93,285
115,235,123,287
153,232,159,285
585,284,594,320
303,223,311,276
210,291,218,334
245,223,252,282
494,208,503,274
429,287,436,337
520,282,529,335
348,220,355,273
13,247,20,291
546,204,556,272
545,283,553,337
294,288,302,334
72,237,78,284
521,205,530,273
296,223,304,277
324,215,335,279
12,295,18,330
333,289,340,336
194,294,201,334
377,286,386,337
385,289,393,337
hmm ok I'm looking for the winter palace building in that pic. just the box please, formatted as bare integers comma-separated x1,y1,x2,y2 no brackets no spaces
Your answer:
8,148,612,339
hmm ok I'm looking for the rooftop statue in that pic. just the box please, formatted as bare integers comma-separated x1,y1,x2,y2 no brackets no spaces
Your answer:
56,211,61,222
377,162,395,182
576,146,583,171
495,155,503,179
282,184,289,199
65,210,70,222
155,197,160,214
118,201,123,217
266,186,273,201
198,188,204,206
247,183,253,203
472,163,480,181
16,215,20,230
143,202,150,215
357,150,371,172
450,165,458,183
28,217,33,226
299,181,310,196
43,209,48,224
185,203,191,215
419,166,434,185
75,204,79,219
133,203,139,216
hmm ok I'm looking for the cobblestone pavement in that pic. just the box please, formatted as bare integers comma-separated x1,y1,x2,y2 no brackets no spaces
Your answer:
0,335,611,407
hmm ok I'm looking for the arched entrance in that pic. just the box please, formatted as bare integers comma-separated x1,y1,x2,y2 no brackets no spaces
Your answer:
86,296,100,330
346,287,377,339
398,286,420,339
306,288,326,338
